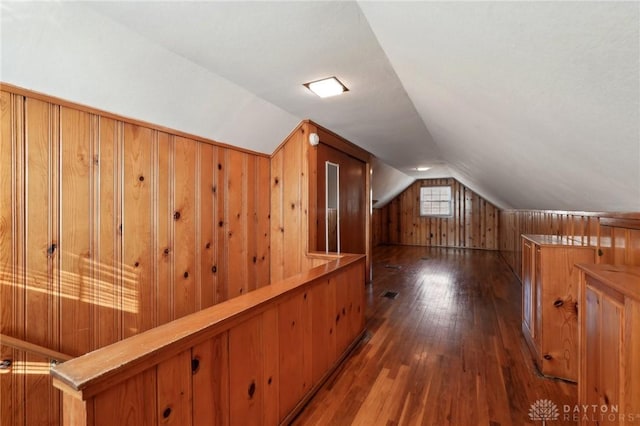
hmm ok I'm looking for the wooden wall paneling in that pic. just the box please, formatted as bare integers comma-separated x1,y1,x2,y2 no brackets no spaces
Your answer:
227,150,248,299
228,315,264,425
349,263,365,339
315,144,327,251
335,272,350,357
270,146,284,283
246,154,258,293
157,350,192,425
262,308,279,425
464,188,473,247
377,178,498,250
282,132,303,278
93,369,156,426
61,394,93,426
198,144,216,310
95,117,121,348
389,199,399,244
173,136,197,319
630,229,640,265
278,293,307,419
0,90,26,426
51,255,366,426
256,157,270,288
24,97,61,426
625,299,640,417
499,211,640,281
599,224,615,264
59,106,92,357
155,132,173,326
215,148,228,303
309,278,334,384
122,124,154,337
307,124,319,256
192,333,229,426
371,209,380,247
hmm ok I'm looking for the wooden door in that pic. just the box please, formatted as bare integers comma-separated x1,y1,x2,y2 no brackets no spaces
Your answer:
316,143,366,254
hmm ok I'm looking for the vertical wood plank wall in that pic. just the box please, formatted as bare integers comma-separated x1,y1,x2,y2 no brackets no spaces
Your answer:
52,256,366,426
0,87,270,426
270,123,312,283
499,211,640,281
374,178,499,250
270,122,372,283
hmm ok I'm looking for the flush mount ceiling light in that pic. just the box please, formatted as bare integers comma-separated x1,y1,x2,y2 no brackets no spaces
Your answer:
304,77,349,98
415,167,431,172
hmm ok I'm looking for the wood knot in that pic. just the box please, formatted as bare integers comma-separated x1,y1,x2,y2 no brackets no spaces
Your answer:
138,175,144,182
191,358,200,374
173,211,181,220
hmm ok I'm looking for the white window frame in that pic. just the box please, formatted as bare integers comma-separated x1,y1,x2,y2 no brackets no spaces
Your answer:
419,186,452,217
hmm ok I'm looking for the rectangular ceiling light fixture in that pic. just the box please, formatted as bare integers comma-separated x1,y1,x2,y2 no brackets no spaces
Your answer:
304,76,349,98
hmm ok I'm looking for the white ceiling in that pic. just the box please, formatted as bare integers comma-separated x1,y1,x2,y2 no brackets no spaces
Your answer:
2,1,638,211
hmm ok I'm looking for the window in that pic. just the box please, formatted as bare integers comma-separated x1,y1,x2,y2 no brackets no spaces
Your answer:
420,186,452,216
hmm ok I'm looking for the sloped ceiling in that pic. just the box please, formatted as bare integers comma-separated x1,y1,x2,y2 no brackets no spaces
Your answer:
1,2,638,211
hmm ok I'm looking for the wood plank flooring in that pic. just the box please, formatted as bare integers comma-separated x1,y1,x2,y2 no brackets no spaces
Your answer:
292,245,577,425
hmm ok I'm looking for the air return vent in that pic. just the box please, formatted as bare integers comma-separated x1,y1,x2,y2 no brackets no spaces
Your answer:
381,291,399,299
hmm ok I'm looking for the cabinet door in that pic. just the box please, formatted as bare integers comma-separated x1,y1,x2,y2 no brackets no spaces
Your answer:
583,286,601,411
522,240,534,338
582,284,623,426
534,246,542,347
599,291,622,419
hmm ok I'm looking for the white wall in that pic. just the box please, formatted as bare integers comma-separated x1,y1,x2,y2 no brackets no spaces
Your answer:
0,2,299,154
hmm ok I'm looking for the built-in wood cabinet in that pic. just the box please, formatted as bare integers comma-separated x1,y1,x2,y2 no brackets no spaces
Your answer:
577,264,640,425
521,235,596,381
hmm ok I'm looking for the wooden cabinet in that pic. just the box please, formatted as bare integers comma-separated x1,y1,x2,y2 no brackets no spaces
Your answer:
577,265,640,425
521,235,595,381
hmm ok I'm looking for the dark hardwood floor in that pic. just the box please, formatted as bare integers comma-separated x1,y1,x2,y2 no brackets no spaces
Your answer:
293,245,577,425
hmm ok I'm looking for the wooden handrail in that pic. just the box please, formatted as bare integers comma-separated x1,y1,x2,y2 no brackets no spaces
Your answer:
0,333,73,362
51,253,364,397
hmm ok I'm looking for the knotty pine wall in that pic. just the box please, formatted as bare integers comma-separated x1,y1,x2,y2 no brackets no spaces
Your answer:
270,121,372,283
499,210,640,281
374,178,499,250
270,122,314,283
0,86,270,426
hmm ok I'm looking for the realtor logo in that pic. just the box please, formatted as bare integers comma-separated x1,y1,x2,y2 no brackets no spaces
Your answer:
529,399,560,424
